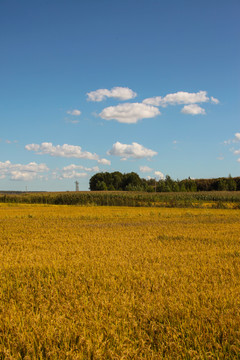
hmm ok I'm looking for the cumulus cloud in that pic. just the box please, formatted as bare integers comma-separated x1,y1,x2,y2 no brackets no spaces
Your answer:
25,142,107,162
154,171,165,180
87,87,137,102
66,109,81,116
181,104,206,115
97,158,111,165
140,166,153,173
0,161,49,181
234,149,240,155
143,91,209,107
107,142,157,160
100,103,160,124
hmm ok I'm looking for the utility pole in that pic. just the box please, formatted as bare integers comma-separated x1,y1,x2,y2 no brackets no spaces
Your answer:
75,181,79,192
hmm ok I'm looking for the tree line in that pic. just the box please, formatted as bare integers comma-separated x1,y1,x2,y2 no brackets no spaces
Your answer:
89,172,240,192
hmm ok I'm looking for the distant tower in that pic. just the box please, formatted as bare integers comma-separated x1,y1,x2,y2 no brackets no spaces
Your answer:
75,181,79,192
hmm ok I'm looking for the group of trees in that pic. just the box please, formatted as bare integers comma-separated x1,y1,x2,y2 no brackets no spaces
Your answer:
89,172,240,192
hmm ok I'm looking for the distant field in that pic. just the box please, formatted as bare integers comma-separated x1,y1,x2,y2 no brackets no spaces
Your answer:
1,190,240,209
0,204,239,359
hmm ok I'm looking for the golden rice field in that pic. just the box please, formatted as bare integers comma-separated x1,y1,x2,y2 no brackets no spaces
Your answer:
0,204,240,359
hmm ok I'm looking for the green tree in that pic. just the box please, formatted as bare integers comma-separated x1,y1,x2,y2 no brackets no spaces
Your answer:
95,181,108,191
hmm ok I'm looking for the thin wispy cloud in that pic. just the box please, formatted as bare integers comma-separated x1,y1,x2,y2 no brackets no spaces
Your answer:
224,132,240,145
62,164,100,172
87,87,137,102
100,103,160,124
211,96,220,104
66,109,81,116
223,132,240,163
108,142,157,160
65,118,80,124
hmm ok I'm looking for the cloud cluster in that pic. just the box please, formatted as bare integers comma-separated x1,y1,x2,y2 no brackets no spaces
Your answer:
25,142,110,164
60,165,99,179
100,103,160,124
108,142,157,160
224,132,240,145
0,161,49,181
143,90,210,106
87,87,137,102
181,104,206,115
224,132,240,162
142,91,219,116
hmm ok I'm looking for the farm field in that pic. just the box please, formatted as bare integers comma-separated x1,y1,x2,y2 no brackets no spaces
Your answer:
1,191,240,209
0,204,240,359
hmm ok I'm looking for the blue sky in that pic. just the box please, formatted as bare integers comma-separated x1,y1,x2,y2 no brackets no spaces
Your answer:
0,0,239,191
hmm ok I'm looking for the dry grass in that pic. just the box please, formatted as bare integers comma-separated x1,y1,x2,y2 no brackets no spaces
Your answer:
0,204,240,359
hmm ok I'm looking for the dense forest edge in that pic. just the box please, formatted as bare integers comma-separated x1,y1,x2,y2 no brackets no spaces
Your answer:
89,172,240,192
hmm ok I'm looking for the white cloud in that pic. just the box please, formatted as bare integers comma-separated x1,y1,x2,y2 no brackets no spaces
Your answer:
25,142,104,162
235,133,240,142
100,103,160,124
0,161,49,181
87,87,137,102
142,96,164,107
57,164,100,180
97,158,111,165
211,96,220,104
143,91,209,107
234,149,240,155
107,142,157,160
140,166,153,173
62,164,99,172
237,158,240,162
61,171,88,179
154,171,165,180
181,104,206,115
224,133,240,145
67,109,81,116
